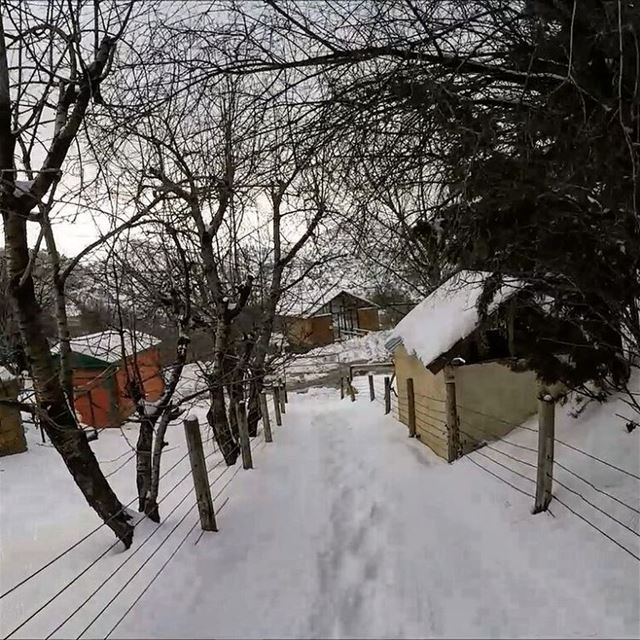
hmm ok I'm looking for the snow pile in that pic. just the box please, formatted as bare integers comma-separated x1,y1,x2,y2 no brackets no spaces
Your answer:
300,329,392,364
173,362,210,400
120,385,638,638
286,330,392,386
386,270,521,367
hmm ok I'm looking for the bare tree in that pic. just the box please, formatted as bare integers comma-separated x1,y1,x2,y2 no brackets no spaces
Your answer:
0,0,143,545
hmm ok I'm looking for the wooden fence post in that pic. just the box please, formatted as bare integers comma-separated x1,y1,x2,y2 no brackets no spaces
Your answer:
348,378,356,402
340,376,345,399
282,379,288,404
533,390,555,514
235,401,253,470
368,374,375,401
273,387,282,426
407,377,416,437
278,383,286,414
183,416,217,531
444,366,460,462
259,392,273,443
384,376,391,415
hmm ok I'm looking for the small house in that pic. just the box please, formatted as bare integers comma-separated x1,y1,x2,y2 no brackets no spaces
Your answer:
53,330,164,428
0,367,27,456
386,271,538,461
283,289,380,348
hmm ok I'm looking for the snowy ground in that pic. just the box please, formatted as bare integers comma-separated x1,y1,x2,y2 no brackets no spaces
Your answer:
0,398,269,640
1,379,639,638
283,330,392,388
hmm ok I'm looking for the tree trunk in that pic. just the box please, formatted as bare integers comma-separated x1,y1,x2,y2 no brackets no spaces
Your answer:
53,278,75,411
4,210,133,547
144,409,171,523
246,371,264,437
224,359,238,440
207,383,239,465
206,319,240,465
247,304,277,435
42,218,75,411
224,353,244,438
135,416,154,515
142,329,191,522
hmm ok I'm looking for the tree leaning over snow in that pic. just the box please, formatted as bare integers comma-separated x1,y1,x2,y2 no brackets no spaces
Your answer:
0,0,142,546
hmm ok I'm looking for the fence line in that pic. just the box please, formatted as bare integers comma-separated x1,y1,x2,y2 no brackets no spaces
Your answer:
348,367,640,563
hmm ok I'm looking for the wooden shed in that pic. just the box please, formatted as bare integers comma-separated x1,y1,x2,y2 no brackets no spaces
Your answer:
0,367,27,457
53,330,164,428
284,289,381,348
386,271,538,461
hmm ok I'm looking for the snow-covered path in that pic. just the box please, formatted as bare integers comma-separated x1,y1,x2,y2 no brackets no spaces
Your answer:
112,387,639,639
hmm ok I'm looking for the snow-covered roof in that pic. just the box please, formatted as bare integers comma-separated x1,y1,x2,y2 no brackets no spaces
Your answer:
52,330,160,363
385,271,521,368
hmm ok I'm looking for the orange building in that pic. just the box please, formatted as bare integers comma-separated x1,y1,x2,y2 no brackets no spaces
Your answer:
54,330,164,428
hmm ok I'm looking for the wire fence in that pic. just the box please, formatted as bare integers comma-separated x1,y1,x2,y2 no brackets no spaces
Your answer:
2,385,285,639
346,368,640,563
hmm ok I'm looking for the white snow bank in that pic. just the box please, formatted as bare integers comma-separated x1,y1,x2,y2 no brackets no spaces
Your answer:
386,270,521,367
285,330,392,385
0,377,638,638
173,362,210,400
300,329,392,364
0,394,259,639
